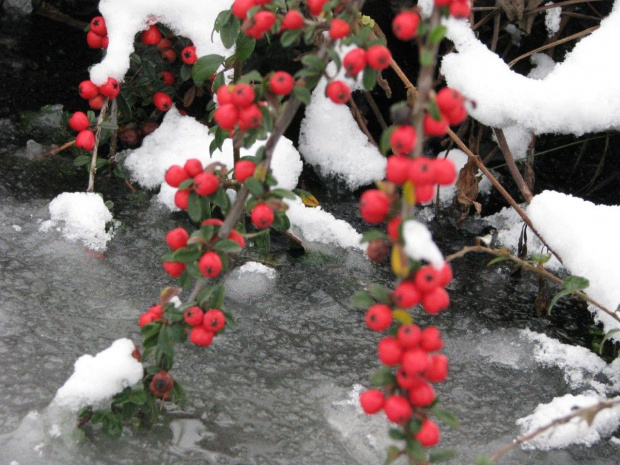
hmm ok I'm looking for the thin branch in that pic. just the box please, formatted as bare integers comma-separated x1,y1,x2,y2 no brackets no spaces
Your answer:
349,98,379,148
363,90,388,131
494,128,534,203
37,139,76,159
87,98,110,193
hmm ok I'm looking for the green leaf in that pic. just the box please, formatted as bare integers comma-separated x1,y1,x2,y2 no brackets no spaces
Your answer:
351,290,374,309
361,230,389,244
98,121,118,130
529,253,552,265
281,29,303,47
179,178,194,190
187,191,203,223
140,322,162,339
405,437,426,461
408,418,422,434
102,412,123,438
420,49,434,67
212,188,230,213
385,445,402,465
235,33,255,61
220,16,240,49
271,212,291,233
427,100,442,121
301,54,325,72
73,155,91,167
486,256,510,266
214,239,242,253
168,322,188,343
431,407,460,429
171,246,202,263
270,188,297,200
214,9,232,30
475,455,494,465
170,381,187,407
199,283,226,309
370,366,396,387
428,25,447,45
293,86,312,105
129,389,147,405
367,284,389,304
388,428,406,440
429,448,458,462
548,275,589,315
245,177,265,197
362,68,377,91
380,126,396,155
192,54,225,83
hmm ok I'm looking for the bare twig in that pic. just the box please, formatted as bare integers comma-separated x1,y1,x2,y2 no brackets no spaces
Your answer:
37,139,76,159
494,128,534,203
87,99,110,193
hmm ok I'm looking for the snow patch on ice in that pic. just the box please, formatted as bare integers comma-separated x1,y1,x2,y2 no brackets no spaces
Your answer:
402,220,444,268
225,261,277,302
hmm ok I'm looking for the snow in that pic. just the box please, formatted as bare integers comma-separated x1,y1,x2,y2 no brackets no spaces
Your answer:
505,24,522,47
90,0,233,85
39,192,117,252
516,393,620,450
225,261,277,302
441,2,620,135
52,338,143,411
3,0,32,15
402,220,444,268
528,191,620,334
545,3,562,37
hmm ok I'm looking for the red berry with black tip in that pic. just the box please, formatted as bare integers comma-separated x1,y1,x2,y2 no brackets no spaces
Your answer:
436,87,464,113
214,103,239,130
69,112,90,132
421,326,444,352
90,16,107,36
326,80,351,104
408,157,436,185
378,337,403,366
308,0,329,15
359,189,390,224
343,48,367,76
163,261,186,278
450,0,471,18
392,11,420,41
75,130,95,151
390,125,417,154
203,309,226,332
166,227,189,250
446,104,467,126
269,71,295,96
228,230,246,249
231,84,255,108
184,159,203,178
238,104,263,130
251,203,274,229
422,287,450,315
216,85,233,105
367,45,392,71
415,183,435,204
397,323,422,348
174,189,190,210
393,281,422,308
414,265,440,293
423,113,448,136
234,160,256,182
415,419,440,447
161,48,177,64
359,389,385,415
384,395,412,424
280,10,304,30
138,311,157,327
141,25,162,45
396,367,425,390
365,304,392,331
165,165,189,188
153,92,172,111
199,251,222,278
161,71,175,86
181,45,197,65
149,304,164,319
194,172,219,196
99,77,120,99
79,80,99,100
184,306,204,326
329,19,350,39
189,326,214,347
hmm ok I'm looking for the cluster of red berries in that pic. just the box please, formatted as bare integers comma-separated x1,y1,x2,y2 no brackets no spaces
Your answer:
138,303,165,327
232,0,276,39
436,0,472,18
68,111,95,151
214,83,264,131
78,77,121,110
185,306,227,347
164,158,221,210
87,16,109,49
141,25,179,64
423,87,468,137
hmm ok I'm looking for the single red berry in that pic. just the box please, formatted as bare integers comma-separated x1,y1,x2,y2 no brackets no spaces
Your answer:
153,92,173,111
86,31,104,49
423,113,448,136
359,189,390,224
181,45,197,65
251,203,275,229
437,262,453,286
101,35,109,49
408,381,436,406
141,25,162,45
308,0,329,15
384,395,412,424
164,165,189,188
386,155,411,185
390,125,417,154
149,371,174,398
228,230,246,249
414,265,440,293
415,419,440,447
194,172,219,196
387,216,402,241
434,158,457,185
202,218,224,227
393,281,422,308
450,0,471,18
189,326,214,347
157,38,173,52
234,160,256,182
396,366,425,390
161,48,177,64
199,251,222,278
445,104,467,125
367,239,390,263
163,261,186,278
183,306,204,326
90,16,107,36
366,45,392,71
184,159,203,178
99,77,121,99
359,389,385,415
408,157,436,185
166,227,189,250
392,11,420,41
401,348,431,375
216,85,233,105
238,104,263,130
68,112,90,132
203,309,226,332
214,103,239,130
425,354,448,382
75,130,95,151
365,304,393,331
269,71,295,96
78,80,99,100
232,0,256,19
378,337,403,366
343,48,367,76
415,183,435,204
231,84,255,108
436,87,464,113
325,80,351,104
161,71,175,86
329,19,350,39
88,95,106,110
244,10,276,38
397,323,422,349
280,10,305,30
421,327,444,352
149,304,164,319
174,189,190,210
421,287,450,315
138,311,157,327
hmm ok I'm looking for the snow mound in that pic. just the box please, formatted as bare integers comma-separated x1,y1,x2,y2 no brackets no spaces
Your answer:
40,192,117,252
52,339,143,411
402,220,444,268
441,2,620,135
225,261,277,302
90,0,233,85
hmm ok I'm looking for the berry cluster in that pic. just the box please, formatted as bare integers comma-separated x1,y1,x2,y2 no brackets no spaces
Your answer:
78,77,120,110
164,158,221,211
214,83,264,131
140,25,180,64
436,0,472,19
87,16,109,49
185,306,226,347
423,87,467,137
69,111,95,151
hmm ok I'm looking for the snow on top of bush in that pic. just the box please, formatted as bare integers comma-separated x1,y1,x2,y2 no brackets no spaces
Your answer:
52,338,143,411
516,392,620,450
39,192,116,252
123,108,302,210
402,220,444,268
528,191,620,334
441,2,620,135
298,42,386,189
90,0,233,85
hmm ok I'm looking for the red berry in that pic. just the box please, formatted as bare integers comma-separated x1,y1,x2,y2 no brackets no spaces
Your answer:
99,77,120,99
414,265,440,293
149,304,164,319
434,158,457,185
232,0,256,19
238,104,263,130
437,262,453,286
393,281,422,308
244,11,276,38
161,71,175,86
308,0,329,15
141,25,162,45
234,160,256,182
90,16,107,36
359,389,385,415
214,103,239,130
421,287,450,315
86,31,104,49
397,323,422,348
387,216,402,241
365,304,393,331
329,19,350,39
408,381,436,406
138,311,157,327
228,230,246,249
157,38,173,52
181,45,197,65
436,87,464,113
415,183,435,204
269,71,295,96
251,203,275,229
216,85,233,105
78,80,99,100
203,309,226,332
366,45,392,71
166,227,189,250
149,371,174,398
163,261,186,278
423,113,448,136
450,0,471,18
202,218,224,227
446,104,467,125
386,155,411,185
184,159,203,178
68,112,90,132
88,95,106,110
101,36,109,49
343,48,367,76
384,395,412,424
435,0,451,5
165,165,189,188
75,130,95,151
378,337,403,366
401,348,431,375
189,326,214,347
174,189,190,210
199,251,222,278
392,11,420,41
359,189,390,224
415,419,440,447
396,366,425,390
408,157,436,185
421,327,444,352
194,172,219,196
280,10,305,30
153,92,173,111
161,48,177,64
390,125,417,154
231,84,255,108
325,80,351,104
425,354,448,382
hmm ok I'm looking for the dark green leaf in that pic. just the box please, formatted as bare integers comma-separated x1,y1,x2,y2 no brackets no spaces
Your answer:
380,126,396,155
429,448,458,462
431,407,460,429
350,290,374,309
140,322,162,339
427,101,442,121
301,54,325,72
214,10,232,30
187,191,203,223
369,366,396,387
168,322,188,343
212,188,230,213
214,239,242,253
171,246,202,263
361,230,389,244
271,212,290,232
367,284,389,304
129,389,147,405
74,155,91,167
270,188,297,200
170,381,187,407
405,437,426,461
408,418,422,434
235,33,255,61
281,29,303,47
179,178,194,190
98,121,118,130
385,445,402,465
239,70,263,84
180,64,192,83
245,177,265,197
192,54,225,83
362,68,377,91
293,86,312,105
388,428,406,440
220,17,240,49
